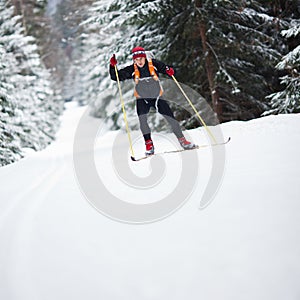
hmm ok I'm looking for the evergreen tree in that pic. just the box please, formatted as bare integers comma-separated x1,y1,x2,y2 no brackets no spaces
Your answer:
75,0,300,131
146,0,283,123
78,0,138,126
264,19,300,114
0,2,63,166
10,0,53,66
0,69,23,165
45,0,94,99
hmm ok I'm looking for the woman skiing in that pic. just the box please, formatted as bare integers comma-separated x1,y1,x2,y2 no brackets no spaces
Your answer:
109,46,196,156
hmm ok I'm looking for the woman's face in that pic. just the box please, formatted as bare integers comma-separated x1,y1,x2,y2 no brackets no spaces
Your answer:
134,57,146,68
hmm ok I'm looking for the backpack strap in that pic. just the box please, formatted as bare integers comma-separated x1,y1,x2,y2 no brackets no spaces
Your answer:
148,59,163,96
148,59,159,81
133,63,140,85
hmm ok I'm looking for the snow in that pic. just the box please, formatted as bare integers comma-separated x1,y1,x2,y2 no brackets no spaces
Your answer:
1,103,300,300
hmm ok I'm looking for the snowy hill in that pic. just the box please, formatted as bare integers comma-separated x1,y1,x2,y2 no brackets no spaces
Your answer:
0,104,300,300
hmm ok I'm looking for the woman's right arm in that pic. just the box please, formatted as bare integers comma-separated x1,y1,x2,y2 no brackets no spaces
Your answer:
109,64,134,81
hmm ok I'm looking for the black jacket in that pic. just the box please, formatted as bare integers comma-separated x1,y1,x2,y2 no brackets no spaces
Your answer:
109,59,170,81
110,59,173,99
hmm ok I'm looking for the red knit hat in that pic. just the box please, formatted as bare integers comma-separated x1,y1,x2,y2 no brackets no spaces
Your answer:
132,46,146,60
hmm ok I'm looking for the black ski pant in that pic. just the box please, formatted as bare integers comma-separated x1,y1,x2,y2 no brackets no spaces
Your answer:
136,98,184,141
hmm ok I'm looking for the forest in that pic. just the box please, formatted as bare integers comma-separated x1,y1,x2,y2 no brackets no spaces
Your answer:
0,0,299,166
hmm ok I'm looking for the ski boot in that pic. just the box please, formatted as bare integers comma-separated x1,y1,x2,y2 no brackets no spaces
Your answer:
145,139,155,156
178,137,197,150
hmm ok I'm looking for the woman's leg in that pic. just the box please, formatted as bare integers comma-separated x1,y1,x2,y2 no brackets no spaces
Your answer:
136,99,151,141
157,99,184,138
158,99,196,149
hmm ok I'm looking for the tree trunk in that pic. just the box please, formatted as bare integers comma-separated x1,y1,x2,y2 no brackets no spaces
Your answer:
194,0,222,121
199,21,222,121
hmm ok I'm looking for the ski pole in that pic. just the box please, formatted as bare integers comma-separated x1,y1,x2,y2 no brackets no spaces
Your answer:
171,75,217,144
114,65,135,158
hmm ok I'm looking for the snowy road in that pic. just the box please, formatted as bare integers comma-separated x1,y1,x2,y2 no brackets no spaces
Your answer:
1,105,300,300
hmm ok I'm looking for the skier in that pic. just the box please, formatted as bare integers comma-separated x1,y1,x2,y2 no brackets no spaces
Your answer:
109,46,196,156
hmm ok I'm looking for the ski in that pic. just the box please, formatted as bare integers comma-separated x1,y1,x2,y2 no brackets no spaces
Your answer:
131,137,231,162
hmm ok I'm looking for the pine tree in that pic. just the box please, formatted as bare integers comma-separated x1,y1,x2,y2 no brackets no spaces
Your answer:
78,0,299,131
0,2,63,166
78,0,139,125
264,19,300,114
149,1,284,123
0,75,23,165
45,0,94,99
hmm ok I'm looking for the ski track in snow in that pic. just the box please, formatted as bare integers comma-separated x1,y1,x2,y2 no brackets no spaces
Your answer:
0,105,300,300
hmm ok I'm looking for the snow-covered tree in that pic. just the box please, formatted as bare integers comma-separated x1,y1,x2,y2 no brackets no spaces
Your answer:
77,0,137,123
0,74,23,165
0,2,63,166
265,20,300,114
74,0,299,130
144,0,287,123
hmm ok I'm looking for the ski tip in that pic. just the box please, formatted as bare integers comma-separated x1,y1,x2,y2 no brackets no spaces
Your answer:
131,156,136,161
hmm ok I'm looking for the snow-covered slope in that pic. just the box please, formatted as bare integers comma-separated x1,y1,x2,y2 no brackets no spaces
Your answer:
0,104,299,300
